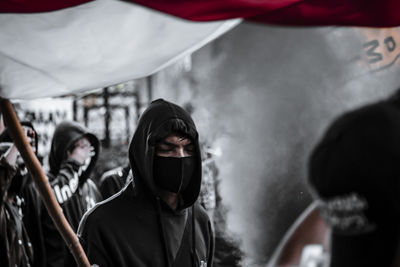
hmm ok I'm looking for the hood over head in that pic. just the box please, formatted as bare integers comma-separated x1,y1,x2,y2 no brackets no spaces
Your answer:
0,121,39,194
308,100,400,266
129,99,202,210
0,121,38,155
49,121,99,184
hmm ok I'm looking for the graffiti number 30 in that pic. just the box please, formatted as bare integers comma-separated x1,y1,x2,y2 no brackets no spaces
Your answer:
363,36,396,64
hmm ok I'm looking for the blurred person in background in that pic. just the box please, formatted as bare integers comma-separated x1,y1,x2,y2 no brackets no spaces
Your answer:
78,99,214,267
42,121,101,267
0,122,46,267
0,125,36,267
308,92,400,267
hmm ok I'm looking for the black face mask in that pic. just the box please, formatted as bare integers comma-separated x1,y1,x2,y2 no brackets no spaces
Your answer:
153,156,195,193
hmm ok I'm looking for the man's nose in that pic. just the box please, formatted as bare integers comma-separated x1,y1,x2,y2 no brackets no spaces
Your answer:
177,147,189,157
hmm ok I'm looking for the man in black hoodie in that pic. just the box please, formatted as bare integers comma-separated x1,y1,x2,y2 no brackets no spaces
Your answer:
78,99,214,267
308,94,400,267
42,121,102,267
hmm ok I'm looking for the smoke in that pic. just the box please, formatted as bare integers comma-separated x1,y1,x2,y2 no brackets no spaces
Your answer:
154,22,400,266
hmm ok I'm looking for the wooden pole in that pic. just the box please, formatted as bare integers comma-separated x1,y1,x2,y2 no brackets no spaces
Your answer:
0,98,91,267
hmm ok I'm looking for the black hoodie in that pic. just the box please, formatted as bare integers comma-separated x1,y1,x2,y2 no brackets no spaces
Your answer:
98,164,132,199
0,121,39,196
78,99,214,267
42,121,102,267
0,122,45,267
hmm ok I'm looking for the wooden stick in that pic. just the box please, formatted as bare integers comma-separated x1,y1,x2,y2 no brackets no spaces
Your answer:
0,98,91,267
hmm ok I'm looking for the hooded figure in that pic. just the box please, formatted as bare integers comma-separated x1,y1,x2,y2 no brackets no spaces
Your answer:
42,121,101,267
0,124,37,267
0,122,48,267
0,121,39,196
308,97,400,267
78,99,214,267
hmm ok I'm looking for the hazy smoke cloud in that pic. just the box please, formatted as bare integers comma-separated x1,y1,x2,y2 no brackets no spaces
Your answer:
154,22,400,266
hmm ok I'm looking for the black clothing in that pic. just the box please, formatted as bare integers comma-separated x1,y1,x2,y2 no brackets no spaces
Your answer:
43,121,102,267
99,165,131,199
79,99,214,267
20,182,46,267
0,121,39,196
0,156,34,267
0,123,45,267
309,101,400,267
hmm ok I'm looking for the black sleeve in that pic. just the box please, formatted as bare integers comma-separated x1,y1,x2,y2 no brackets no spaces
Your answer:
57,159,80,182
21,184,47,267
78,213,110,267
49,159,80,204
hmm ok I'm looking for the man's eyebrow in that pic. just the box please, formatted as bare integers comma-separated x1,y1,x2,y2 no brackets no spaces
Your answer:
157,140,193,147
158,141,178,147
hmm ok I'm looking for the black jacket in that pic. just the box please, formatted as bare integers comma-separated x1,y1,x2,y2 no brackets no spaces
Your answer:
78,99,214,267
0,122,44,267
42,121,102,267
0,156,34,267
21,182,46,267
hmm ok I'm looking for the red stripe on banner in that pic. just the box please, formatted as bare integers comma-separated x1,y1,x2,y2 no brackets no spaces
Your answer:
251,0,400,27
0,0,93,13
2,0,399,27
124,0,300,21
124,0,400,27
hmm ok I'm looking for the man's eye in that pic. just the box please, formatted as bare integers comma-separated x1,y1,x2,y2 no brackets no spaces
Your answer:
185,149,195,155
186,146,195,152
156,146,172,152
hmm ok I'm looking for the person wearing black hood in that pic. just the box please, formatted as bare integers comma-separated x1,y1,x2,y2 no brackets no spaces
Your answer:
78,99,214,267
42,121,102,267
308,92,400,267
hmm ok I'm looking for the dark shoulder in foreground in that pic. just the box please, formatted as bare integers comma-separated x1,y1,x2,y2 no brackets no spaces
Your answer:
78,184,131,236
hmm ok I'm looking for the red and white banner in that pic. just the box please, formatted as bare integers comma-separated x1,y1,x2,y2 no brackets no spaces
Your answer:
0,0,239,99
1,0,400,99
125,0,400,27
2,0,400,27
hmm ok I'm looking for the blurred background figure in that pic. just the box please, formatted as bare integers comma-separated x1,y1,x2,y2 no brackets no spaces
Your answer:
42,121,101,267
308,93,400,267
0,124,37,267
0,122,46,267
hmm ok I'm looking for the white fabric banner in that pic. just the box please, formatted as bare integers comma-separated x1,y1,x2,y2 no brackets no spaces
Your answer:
0,0,240,99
